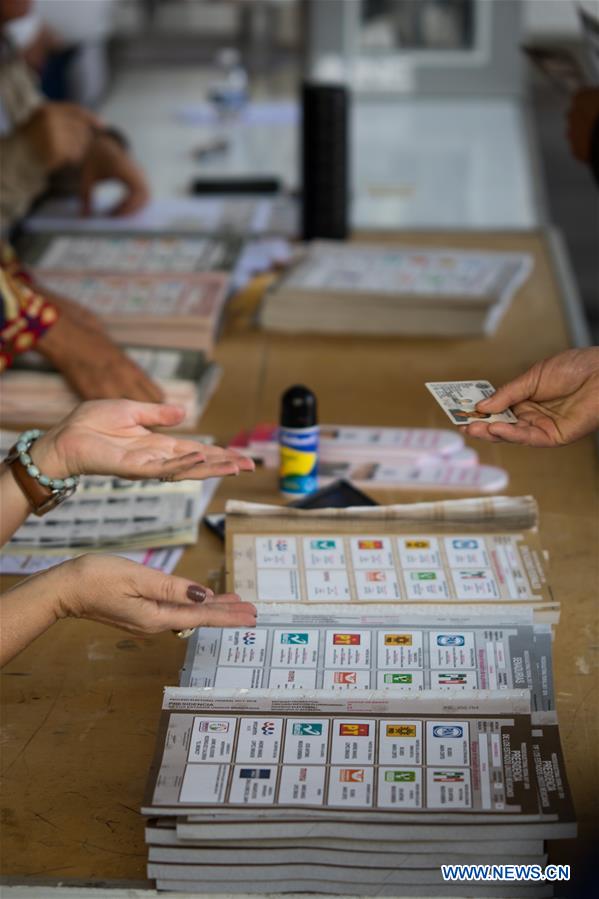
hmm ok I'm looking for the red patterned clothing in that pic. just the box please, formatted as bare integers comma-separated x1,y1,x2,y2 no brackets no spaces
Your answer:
0,245,58,372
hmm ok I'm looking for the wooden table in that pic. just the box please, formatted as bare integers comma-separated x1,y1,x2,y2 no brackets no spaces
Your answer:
1,230,597,894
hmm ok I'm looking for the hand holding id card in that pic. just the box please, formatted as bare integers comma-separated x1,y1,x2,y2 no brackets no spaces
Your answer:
425,381,518,426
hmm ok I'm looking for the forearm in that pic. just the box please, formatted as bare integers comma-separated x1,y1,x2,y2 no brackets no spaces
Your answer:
0,134,48,232
0,465,32,545
0,431,72,547
0,564,67,666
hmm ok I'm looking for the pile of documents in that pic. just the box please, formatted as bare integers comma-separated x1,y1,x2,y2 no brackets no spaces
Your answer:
231,423,509,493
3,231,291,428
21,233,240,355
0,347,221,429
259,241,534,338
141,496,575,895
0,430,218,576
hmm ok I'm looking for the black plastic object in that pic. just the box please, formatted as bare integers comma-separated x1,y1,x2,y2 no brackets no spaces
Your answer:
190,177,281,194
280,384,318,429
204,479,377,542
301,82,349,240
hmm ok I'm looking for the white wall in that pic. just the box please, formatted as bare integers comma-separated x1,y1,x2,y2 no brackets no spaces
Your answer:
522,0,595,38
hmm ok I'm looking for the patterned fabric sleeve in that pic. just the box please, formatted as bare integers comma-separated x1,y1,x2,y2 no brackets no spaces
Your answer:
0,245,58,372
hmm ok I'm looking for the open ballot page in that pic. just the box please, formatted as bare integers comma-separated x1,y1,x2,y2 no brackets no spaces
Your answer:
233,532,544,603
179,607,553,712
142,689,575,838
227,498,553,607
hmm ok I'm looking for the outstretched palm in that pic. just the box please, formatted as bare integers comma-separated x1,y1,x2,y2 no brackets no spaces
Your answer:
44,400,254,480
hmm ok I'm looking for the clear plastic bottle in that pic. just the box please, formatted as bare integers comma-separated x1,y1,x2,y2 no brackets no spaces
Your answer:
209,47,249,118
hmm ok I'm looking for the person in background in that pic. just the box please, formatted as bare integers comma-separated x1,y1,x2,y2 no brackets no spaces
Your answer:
0,398,257,666
465,347,599,448
0,0,161,400
0,245,164,400
0,0,149,230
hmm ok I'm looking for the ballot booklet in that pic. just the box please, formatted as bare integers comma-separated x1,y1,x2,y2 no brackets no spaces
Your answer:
225,495,557,611
259,241,534,338
0,430,219,561
1,347,221,429
179,605,554,712
141,688,574,894
141,496,574,893
19,231,241,274
16,231,243,354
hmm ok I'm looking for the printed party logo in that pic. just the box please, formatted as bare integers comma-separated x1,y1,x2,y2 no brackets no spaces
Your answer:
292,723,323,737
280,632,309,645
384,633,412,646
384,770,416,783
432,725,464,739
242,632,257,645
365,571,386,583
239,768,272,779
386,724,417,738
383,673,413,685
436,634,465,646
405,539,430,549
333,672,358,684
311,539,337,550
411,571,437,581
333,633,361,645
437,673,468,685
358,539,383,550
199,720,230,733
275,539,288,552
261,722,276,735
339,723,370,737
432,770,465,782
339,769,365,783
452,538,479,549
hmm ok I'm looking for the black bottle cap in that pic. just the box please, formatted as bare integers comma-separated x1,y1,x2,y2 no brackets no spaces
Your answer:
280,385,318,428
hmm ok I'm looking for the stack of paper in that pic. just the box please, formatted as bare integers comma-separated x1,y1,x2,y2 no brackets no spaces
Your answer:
0,347,221,428
259,241,534,337
0,431,220,574
17,232,243,354
140,496,575,894
231,423,509,493
142,690,572,895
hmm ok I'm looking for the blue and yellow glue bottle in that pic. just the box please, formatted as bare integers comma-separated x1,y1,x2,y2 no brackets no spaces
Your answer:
279,385,319,497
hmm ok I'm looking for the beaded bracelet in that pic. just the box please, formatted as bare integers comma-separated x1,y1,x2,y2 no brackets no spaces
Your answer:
5,428,79,500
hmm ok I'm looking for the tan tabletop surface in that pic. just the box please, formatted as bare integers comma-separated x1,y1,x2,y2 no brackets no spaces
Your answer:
1,230,597,891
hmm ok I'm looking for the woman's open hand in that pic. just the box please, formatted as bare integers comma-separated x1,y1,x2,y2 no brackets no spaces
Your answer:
56,555,257,635
30,399,255,480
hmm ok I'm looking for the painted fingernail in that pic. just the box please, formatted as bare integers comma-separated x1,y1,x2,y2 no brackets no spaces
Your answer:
187,585,207,603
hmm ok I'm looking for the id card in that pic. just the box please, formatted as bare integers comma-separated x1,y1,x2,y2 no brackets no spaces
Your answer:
425,381,517,426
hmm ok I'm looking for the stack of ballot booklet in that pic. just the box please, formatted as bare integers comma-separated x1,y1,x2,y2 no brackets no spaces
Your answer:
259,241,533,338
141,495,574,895
0,347,221,429
19,232,241,355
